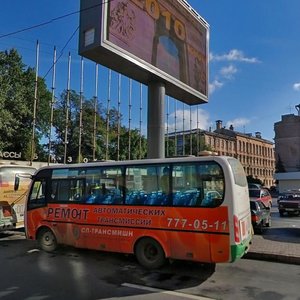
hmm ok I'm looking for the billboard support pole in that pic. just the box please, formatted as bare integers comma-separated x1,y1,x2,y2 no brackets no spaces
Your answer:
147,82,165,159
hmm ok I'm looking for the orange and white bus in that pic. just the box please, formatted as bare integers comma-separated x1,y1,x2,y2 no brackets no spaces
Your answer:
0,164,36,230
25,156,252,268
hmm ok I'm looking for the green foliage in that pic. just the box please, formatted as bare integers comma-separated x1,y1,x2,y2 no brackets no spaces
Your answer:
0,49,51,160
165,133,212,157
247,175,263,186
0,48,168,163
51,89,147,163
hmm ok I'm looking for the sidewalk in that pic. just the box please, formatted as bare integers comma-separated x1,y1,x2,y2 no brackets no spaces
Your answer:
245,228,300,265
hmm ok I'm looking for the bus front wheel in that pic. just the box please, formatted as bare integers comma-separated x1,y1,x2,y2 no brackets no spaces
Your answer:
37,228,58,252
135,237,166,269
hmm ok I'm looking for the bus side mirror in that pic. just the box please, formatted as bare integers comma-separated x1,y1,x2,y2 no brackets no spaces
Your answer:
14,175,20,191
14,173,33,191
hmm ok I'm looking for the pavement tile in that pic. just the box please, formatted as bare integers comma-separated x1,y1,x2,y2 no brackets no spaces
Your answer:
245,233,300,265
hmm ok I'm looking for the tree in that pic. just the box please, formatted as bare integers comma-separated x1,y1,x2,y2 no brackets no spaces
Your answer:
165,132,213,157
51,90,147,162
51,89,92,162
0,49,51,160
116,127,147,160
247,175,263,186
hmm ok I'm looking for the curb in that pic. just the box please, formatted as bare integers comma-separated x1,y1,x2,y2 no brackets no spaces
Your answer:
244,251,300,265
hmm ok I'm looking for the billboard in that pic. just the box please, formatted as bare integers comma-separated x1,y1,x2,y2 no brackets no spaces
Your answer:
79,0,209,105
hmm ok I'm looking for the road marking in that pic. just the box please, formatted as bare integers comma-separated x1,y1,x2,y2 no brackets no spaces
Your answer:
122,283,215,300
27,248,40,253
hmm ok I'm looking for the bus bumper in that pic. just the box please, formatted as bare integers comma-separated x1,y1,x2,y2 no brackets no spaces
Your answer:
230,236,252,262
0,221,16,231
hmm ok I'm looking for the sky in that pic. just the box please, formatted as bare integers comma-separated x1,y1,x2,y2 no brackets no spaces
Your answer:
1,0,300,142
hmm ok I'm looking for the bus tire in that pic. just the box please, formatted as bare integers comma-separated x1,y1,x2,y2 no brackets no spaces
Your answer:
135,237,166,269
37,227,58,252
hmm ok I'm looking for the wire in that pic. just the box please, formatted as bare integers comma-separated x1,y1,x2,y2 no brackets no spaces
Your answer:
0,0,112,40
0,0,113,79
42,26,79,80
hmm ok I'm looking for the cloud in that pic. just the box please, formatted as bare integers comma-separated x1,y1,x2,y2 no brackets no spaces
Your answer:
209,79,223,94
166,108,210,132
210,49,260,63
293,83,300,91
209,49,260,94
225,118,250,130
220,64,237,79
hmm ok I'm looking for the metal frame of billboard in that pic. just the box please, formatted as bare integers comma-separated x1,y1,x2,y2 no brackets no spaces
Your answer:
79,0,209,105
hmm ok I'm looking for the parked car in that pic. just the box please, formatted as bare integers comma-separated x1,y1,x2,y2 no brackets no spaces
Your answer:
249,187,273,208
248,183,261,190
277,190,300,217
250,199,271,234
269,185,279,197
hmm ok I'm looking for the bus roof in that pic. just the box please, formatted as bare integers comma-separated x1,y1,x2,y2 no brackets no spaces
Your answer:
0,164,36,170
35,156,235,172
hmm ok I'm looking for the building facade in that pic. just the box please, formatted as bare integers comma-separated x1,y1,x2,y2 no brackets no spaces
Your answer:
274,105,300,192
168,120,275,187
274,110,300,172
206,121,275,187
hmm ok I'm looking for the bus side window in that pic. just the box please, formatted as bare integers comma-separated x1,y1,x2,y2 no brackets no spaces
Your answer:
29,180,46,206
160,166,170,194
70,179,85,202
200,163,225,207
49,180,69,202
51,179,85,202
172,164,203,207
171,162,225,207
125,165,170,206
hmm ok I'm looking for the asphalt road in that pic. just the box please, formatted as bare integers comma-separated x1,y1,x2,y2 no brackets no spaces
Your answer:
1,234,300,300
0,198,299,300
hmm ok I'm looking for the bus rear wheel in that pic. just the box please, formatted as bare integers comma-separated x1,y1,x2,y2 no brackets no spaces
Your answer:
37,228,58,252
135,237,166,269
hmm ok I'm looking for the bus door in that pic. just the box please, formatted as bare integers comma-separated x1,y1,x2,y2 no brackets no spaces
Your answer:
168,162,229,262
27,173,84,246
47,177,87,247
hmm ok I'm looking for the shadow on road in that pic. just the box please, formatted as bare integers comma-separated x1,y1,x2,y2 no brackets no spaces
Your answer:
89,249,217,291
0,229,25,239
262,227,300,243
